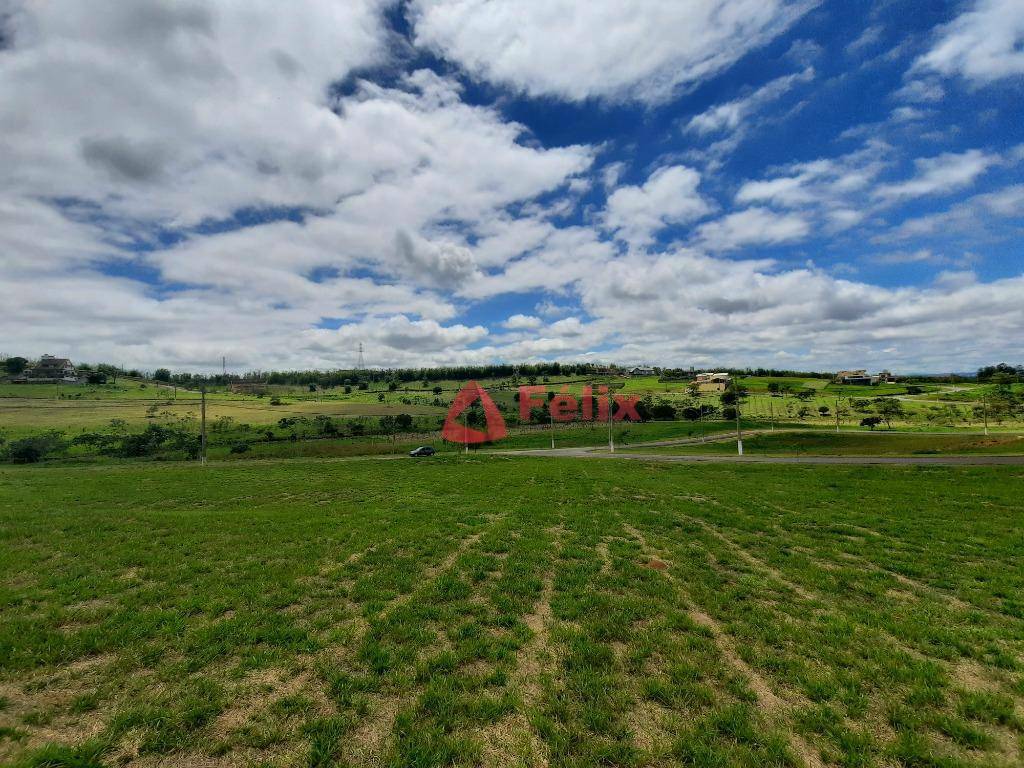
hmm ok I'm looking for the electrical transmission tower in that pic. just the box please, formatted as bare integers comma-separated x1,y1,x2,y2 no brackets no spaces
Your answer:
357,343,365,370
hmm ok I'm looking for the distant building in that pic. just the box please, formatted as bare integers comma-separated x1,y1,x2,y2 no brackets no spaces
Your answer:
230,382,269,395
14,354,80,384
628,366,656,377
693,372,732,392
834,369,876,386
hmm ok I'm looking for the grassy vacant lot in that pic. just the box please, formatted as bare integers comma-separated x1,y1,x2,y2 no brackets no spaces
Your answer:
0,397,444,437
3,377,1016,454
1,457,1022,768
632,431,1024,457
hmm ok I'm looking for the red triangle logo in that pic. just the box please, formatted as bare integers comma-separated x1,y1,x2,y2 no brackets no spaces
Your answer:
442,380,507,444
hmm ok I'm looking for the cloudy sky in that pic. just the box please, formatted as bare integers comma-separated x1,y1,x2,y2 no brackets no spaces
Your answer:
2,0,1022,373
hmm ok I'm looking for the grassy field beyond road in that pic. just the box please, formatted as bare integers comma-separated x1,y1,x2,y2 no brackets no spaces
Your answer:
1,458,1022,767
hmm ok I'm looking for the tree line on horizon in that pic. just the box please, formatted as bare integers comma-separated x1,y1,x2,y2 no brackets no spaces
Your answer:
4,355,1021,387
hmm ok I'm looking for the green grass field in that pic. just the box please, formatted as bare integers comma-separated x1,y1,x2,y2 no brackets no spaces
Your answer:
2,376,1017,454
1,457,1022,767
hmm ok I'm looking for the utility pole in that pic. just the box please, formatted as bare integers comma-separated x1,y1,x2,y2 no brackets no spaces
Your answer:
735,395,743,456
982,394,989,436
607,388,615,453
769,397,774,431
550,403,555,449
200,386,207,465
835,397,841,433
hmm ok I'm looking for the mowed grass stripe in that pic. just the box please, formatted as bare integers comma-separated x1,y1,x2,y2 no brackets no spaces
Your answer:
621,521,824,768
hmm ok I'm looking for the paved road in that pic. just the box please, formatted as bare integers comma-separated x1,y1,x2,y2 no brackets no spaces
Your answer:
494,428,1024,465
495,449,1024,466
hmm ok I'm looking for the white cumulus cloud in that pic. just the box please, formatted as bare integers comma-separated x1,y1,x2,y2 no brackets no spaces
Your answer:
409,0,818,103
604,166,713,246
915,0,1024,84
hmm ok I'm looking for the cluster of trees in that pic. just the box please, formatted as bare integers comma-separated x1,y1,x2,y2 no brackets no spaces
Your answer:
163,362,610,389
977,363,1023,383
513,391,719,426
4,356,28,375
666,367,833,381
3,409,429,463
977,378,1023,423
2,420,201,463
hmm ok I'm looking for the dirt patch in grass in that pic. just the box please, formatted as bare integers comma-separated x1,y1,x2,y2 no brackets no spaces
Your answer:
952,659,1007,696
0,655,115,761
211,666,312,740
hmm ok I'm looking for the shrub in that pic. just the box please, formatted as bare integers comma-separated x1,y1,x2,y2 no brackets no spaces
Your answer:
313,416,338,436
229,442,250,454
116,424,199,459
649,401,676,420
7,432,66,463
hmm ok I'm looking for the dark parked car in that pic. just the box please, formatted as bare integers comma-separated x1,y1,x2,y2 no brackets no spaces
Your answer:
409,446,436,457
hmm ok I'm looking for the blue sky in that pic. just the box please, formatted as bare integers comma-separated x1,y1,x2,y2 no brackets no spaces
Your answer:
1,0,1022,372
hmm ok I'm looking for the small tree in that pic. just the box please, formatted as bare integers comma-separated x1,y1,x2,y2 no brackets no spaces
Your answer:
153,368,171,382
817,405,830,418
860,416,882,430
874,399,905,429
